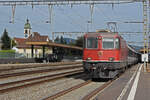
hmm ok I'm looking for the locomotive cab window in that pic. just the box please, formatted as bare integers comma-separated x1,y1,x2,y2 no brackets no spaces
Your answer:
102,38,114,49
86,37,98,49
102,38,120,49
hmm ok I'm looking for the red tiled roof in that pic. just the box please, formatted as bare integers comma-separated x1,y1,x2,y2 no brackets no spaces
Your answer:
14,32,51,48
14,37,29,48
14,37,26,45
26,32,51,42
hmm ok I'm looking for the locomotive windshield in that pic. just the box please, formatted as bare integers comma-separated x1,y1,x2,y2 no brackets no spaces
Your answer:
86,37,98,49
102,38,119,49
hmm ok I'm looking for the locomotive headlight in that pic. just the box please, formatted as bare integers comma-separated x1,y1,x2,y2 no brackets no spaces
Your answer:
87,57,92,60
109,57,114,61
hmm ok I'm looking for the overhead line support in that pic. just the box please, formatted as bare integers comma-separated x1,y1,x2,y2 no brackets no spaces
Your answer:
11,4,16,24
0,1,139,6
143,0,149,71
48,4,54,42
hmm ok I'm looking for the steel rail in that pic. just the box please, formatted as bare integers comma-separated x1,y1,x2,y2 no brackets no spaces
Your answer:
82,80,112,100
0,69,83,93
0,65,82,78
44,80,92,100
81,64,140,100
0,62,82,71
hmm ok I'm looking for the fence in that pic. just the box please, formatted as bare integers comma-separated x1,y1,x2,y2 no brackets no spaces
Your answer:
0,52,16,59
0,52,46,59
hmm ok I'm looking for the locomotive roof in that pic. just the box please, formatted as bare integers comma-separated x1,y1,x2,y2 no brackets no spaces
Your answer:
85,32,119,37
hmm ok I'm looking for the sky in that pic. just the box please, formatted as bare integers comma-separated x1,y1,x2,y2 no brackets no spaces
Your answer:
0,1,144,46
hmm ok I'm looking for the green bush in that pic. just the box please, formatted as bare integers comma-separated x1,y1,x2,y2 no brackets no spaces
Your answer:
0,50,15,53
0,50,15,58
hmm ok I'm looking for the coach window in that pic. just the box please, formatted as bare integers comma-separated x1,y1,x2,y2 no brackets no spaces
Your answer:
115,38,119,49
86,37,98,49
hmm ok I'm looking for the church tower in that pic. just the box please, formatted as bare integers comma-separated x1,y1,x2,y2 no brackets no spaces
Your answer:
24,19,31,38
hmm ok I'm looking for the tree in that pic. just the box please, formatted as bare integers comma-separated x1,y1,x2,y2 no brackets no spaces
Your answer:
1,29,11,50
60,36,67,44
54,36,60,43
75,36,83,47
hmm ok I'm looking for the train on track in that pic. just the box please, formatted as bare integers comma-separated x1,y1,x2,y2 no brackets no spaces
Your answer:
83,30,141,78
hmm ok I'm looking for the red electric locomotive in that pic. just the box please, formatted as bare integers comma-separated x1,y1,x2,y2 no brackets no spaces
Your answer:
83,30,132,78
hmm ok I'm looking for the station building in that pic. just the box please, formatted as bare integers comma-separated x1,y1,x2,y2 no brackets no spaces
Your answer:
14,19,53,58
13,19,82,59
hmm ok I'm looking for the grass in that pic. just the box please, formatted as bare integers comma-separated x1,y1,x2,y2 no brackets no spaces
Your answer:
0,50,15,53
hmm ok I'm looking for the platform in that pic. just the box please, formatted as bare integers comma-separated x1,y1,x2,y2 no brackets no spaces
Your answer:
96,63,150,100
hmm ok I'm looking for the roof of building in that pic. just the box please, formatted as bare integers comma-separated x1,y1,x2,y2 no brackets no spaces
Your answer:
26,32,51,42
14,37,29,48
14,32,82,50
14,32,51,48
14,38,26,44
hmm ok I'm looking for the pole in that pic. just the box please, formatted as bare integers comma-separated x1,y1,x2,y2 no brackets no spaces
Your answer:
143,0,148,71
11,4,16,24
48,4,53,41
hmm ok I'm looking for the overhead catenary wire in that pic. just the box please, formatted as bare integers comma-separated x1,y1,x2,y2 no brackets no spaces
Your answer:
57,6,87,31
94,4,143,46
33,5,88,39
0,6,53,38
33,5,88,32
0,2,145,47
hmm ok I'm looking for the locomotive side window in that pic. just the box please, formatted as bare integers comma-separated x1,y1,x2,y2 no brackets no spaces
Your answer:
83,37,86,48
86,37,98,49
115,38,120,49
102,38,114,49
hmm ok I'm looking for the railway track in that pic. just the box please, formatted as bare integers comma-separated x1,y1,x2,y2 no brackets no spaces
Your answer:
0,64,82,78
0,65,140,100
43,65,129,100
82,80,112,100
80,64,139,100
0,69,83,94
0,62,82,72
43,79,111,100
0,64,133,100
44,80,92,100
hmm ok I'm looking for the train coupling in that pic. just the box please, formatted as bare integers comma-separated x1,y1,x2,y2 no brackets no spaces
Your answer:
90,67,96,70
90,64,96,70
